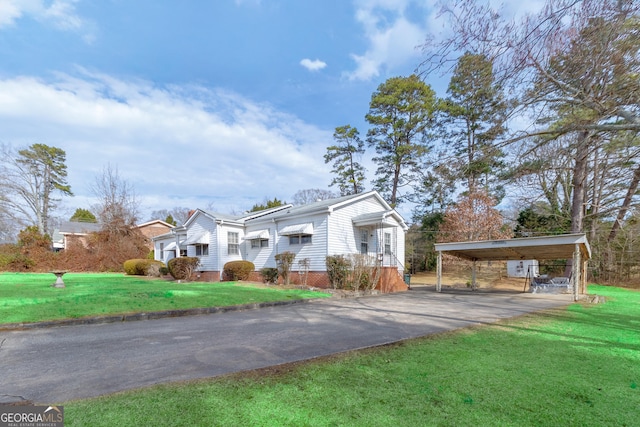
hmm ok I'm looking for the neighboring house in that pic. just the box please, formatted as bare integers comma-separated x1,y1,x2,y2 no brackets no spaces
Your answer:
52,221,102,251
53,220,174,251
136,220,175,250
152,191,409,292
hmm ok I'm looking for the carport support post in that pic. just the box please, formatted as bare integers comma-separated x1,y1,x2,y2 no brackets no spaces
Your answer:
436,251,442,292
572,243,580,301
472,260,477,291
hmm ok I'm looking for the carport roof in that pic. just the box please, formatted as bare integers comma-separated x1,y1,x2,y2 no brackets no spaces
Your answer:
434,233,591,261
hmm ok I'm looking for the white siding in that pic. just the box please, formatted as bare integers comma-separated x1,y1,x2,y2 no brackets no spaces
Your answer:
274,214,328,272
154,234,176,264
244,227,277,269
327,194,383,255
185,215,217,271
327,194,406,272
217,223,244,270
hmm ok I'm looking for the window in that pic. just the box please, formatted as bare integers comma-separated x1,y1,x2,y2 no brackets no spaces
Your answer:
289,234,312,245
384,232,391,255
228,232,239,255
195,244,209,256
251,239,269,248
360,230,369,254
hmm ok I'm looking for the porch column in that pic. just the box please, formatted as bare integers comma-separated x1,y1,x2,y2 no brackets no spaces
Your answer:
572,243,580,301
472,260,477,291
436,251,442,292
581,259,588,294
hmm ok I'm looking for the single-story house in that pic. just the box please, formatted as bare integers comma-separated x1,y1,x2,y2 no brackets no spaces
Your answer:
152,191,409,292
136,220,175,250
53,219,174,251
52,221,102,251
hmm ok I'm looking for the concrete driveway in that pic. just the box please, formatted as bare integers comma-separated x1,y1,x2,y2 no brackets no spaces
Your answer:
0,287,572,404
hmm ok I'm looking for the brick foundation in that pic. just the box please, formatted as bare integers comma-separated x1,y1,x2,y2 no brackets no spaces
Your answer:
194,271,221,282
196,267,409,293
377,267,409,293
195,268,407,293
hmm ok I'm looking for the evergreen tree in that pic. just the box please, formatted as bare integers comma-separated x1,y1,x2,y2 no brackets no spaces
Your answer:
0,143,73,235
70,208,97,223
365,74,437,207
438,52,507,198
324,125,366,196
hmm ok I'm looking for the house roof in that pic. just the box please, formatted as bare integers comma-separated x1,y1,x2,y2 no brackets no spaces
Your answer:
434,233,591,261
352,211,406,228
245,191,407,229
55,221,102,234
158,191,407,241
136,219,175,229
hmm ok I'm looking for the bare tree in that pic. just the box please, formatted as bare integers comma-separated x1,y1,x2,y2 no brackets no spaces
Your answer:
91,164,140,233
149,207,191,225
292,188,337,206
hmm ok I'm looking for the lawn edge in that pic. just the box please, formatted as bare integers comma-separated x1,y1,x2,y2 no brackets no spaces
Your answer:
0,298,314,331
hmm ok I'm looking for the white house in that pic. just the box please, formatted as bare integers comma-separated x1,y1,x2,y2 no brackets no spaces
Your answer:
152,191,409,291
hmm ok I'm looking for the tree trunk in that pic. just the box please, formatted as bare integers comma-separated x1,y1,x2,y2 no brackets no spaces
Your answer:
570,132,590,233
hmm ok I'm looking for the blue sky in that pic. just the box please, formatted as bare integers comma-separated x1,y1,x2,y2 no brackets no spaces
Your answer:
0,0,540,221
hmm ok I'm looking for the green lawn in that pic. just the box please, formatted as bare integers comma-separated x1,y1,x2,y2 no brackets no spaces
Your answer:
63,284,640,426
0,272,329,324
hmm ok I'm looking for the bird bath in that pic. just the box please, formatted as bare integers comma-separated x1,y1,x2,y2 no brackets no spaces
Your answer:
51,271,67,288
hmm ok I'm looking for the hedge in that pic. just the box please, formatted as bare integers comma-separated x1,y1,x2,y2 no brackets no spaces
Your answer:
223,260,255,281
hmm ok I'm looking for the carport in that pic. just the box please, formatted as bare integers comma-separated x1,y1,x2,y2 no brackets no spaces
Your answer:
434,233,591,301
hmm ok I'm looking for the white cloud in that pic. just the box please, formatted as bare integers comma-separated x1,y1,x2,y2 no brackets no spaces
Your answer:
0,0,94,42
0,71,333,217
345,0,434,81
300,58,327,72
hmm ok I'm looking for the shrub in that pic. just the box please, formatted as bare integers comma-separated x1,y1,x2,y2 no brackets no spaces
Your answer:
0,252,35,272
223,260,255,281
260,267,279,284
275,251,296,286
123,258,165,276
168,257,200,281
348,254,380,291
326,255,351,289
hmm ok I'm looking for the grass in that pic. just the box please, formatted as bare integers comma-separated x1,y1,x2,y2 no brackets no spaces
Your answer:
0,272,329,324
63,284,640,426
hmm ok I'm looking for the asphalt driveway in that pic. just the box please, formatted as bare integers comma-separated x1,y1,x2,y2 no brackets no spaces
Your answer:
0,287,572,404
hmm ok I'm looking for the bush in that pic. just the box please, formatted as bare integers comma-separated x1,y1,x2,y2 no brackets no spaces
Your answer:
260,267,279,284
223,260,255,281
275,251,296,286
168,257,200,281
123,258,165,276
0,252,35,272
326,255,351,289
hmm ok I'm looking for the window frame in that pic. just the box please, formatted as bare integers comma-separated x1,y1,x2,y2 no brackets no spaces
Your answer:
195,244,209,256
289,234,312,245
384,232,392,255
251,238,269,249
228,232,240,255
360,229,369,254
